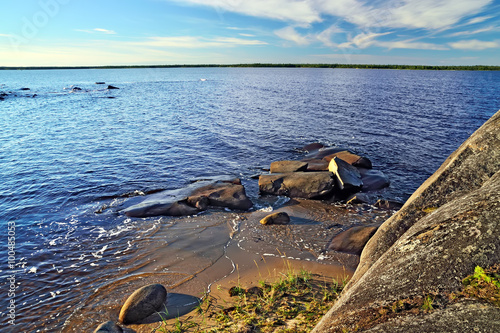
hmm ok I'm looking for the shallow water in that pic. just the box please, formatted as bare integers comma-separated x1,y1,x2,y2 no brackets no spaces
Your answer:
0,68,499,331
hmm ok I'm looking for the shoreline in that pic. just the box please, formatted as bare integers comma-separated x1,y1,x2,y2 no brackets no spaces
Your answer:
2,64,500,71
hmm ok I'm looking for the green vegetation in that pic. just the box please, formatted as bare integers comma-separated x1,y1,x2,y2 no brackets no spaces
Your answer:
460,265,500,307
154,268,346,332
1,64,500,71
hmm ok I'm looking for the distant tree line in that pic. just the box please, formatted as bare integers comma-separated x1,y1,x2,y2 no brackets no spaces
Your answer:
1,64,499,71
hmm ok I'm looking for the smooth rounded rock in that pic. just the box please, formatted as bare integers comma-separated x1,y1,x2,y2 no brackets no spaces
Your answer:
328,225,379,255
94,321,123,333
270,160,308,173
260,212,290,225
119,284,167,325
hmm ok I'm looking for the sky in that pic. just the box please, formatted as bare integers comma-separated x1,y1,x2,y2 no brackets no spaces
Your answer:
1,0,499,66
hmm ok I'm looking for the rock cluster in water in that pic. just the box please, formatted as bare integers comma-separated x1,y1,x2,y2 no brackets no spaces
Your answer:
259,144,390,203
313,109,500,332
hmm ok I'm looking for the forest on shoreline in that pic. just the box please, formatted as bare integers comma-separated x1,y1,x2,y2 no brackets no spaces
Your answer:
1,63,500,71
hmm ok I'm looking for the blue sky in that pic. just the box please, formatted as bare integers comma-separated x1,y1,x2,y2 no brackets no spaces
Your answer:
1,0,499,66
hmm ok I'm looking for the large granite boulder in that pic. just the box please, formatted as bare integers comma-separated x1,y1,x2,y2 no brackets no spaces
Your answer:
260,212,290,225
358,168,390,192
313,110,500,332
119,284,167,325
259,172,336,199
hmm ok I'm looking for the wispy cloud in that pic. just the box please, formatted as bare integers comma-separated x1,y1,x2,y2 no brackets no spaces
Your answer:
338,32,392,49
274,26,311,46
449,39,500,50
467,15,494,25
136,36,267,48
76,28,117,34
448,26,496,37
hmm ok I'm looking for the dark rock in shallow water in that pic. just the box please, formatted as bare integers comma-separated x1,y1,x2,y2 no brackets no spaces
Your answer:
188,181,253,211
358,168,390,192
95,82,106,84
346,193,370,205
94,321,123,333
121,177,252,217
329,225,379,255
302,142,325,152
260,212,290,225
19,87,30,90
270,160,308,173
119,284,167,325
374,199,403,210
329,157,363,191
305,147,346,159
259,172,336,199
107,85,119,89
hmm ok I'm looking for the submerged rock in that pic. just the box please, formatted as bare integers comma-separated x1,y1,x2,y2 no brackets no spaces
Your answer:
259,172,336,199
329,157,363,191
270,160,308,173
260,212,290,225
94,321,123,333
107,85,119,89
119,284,167,325
302,142,325,152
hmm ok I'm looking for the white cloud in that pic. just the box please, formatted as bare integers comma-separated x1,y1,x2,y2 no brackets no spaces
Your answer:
467,15,494,25
338,32,392,49
173,0,321,24
174,0,493,31
136,36,267,48
93,28,116,34
448,26,496,37
375,40,449,50
76,28,117,34
449,39,500,50
274,26,311,45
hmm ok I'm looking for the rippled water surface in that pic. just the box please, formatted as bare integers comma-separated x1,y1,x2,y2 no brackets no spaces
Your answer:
1,68,499,331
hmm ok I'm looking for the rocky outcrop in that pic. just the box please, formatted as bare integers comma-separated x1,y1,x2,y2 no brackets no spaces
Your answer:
259,172,336,199
119,284,167,325
323,150,372,169
188,181,253,211
313,109,500,332
260,212,290,225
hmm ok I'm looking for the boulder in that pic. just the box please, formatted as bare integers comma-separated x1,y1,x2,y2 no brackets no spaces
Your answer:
329,157,363,191
95,82,106,84
328,225,379,255
121,177,252,217
260,212,290,225
346,193,370,205
94,321,123,333
301,158,329,171
374,199,403,210
188,181,253,211
305,147,346,159
313,109,500,332
270,160,308,173
20,87,30,90
323,150,373,169
302,142,325,152
107,85,119,89
119,284,167,325
359,168,390,191
259,172,336,199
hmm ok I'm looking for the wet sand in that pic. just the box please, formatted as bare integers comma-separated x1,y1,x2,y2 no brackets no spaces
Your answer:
61,199,394,332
